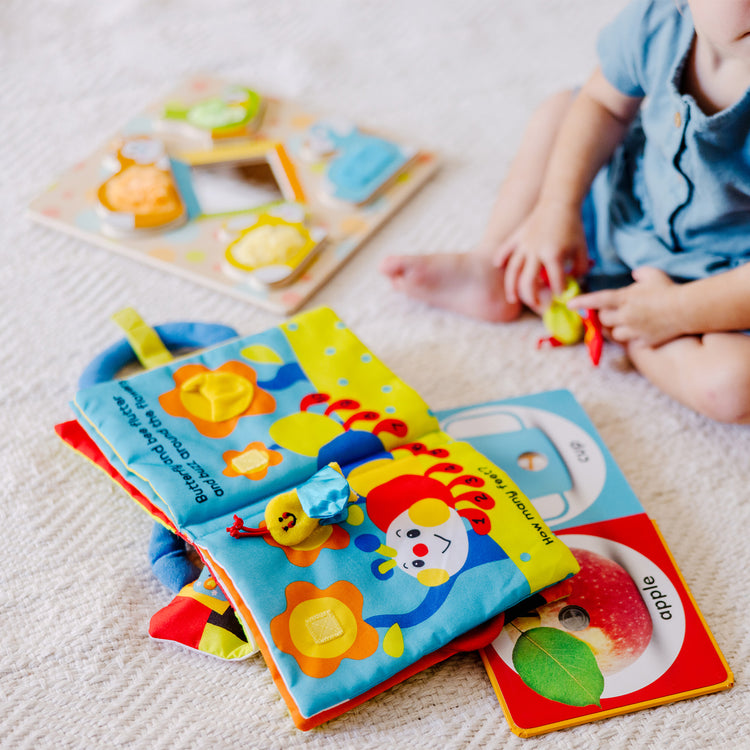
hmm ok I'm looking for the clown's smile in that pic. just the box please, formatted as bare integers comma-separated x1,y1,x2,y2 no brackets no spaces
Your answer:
434,534,451,553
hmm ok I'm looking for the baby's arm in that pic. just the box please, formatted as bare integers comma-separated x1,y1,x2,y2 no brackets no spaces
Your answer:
570,264,750,347
497,68,642,309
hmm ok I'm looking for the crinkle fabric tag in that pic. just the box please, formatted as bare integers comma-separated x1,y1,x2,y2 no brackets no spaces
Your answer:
297,464,351,524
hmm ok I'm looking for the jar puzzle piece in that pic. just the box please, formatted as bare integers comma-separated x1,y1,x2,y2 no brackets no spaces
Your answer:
222,212,327,289
31,76,438,314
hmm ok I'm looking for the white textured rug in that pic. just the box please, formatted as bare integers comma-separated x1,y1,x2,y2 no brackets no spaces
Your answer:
4,1,748,747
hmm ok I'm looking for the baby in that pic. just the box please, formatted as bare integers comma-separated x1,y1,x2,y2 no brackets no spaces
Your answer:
381,0,750,424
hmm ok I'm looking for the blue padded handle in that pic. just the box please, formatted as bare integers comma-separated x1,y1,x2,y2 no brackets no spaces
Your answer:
78,321,238,388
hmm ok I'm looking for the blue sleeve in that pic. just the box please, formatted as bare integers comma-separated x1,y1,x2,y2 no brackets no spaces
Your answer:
596,0,674,98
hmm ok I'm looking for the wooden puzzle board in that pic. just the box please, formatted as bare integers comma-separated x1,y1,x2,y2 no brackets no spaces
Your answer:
29,76,438,314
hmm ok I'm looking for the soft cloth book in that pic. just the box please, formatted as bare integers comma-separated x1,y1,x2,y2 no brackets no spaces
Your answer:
57,307,578,729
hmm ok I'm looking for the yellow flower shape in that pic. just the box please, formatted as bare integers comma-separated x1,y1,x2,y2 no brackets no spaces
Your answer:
159,361,276,438
222,441,283,480
270,580,378,678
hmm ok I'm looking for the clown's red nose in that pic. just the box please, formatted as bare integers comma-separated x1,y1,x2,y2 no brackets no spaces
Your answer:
413,543,428,557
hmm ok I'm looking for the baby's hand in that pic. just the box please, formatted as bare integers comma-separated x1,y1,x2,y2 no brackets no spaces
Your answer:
568,267,686,347
494,198,590,311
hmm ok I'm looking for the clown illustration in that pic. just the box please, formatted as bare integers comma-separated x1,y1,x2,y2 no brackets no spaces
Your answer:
356,465,510,631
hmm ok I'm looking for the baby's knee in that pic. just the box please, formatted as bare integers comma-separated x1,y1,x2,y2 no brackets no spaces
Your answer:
690,358,750,424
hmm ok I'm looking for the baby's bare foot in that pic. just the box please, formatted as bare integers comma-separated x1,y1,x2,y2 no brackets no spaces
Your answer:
380,252,521,322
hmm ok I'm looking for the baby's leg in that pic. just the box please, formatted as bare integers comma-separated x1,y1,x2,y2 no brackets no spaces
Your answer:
381,90,576,321
627,332,750,424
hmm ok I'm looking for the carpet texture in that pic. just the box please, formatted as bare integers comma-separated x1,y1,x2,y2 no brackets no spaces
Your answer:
3,1,748,747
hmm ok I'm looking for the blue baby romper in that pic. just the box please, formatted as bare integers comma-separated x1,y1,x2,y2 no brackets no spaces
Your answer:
584,0,750,290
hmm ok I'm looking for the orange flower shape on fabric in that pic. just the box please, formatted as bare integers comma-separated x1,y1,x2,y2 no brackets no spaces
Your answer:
159,361,275,438
264,523,350,567
222,441,283,480
270,580,378,678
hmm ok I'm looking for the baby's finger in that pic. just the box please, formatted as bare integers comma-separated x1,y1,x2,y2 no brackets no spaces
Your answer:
544,260,566,297
517,258,542,308
503,253,523,304
493,239,514,269
610,325,636,343
596,307,618,329
567,289,615,310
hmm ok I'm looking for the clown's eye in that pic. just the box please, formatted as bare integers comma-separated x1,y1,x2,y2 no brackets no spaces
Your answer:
412,560,425,568
406,529,420,539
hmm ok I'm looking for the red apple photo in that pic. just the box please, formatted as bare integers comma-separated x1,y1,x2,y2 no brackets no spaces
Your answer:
507,547,653,676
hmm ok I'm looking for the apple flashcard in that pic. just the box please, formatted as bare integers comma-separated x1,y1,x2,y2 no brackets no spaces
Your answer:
437,391,732,737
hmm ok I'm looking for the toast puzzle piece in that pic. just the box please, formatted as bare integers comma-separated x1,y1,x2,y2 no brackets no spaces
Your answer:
96,136,187,235
221,207,326,289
